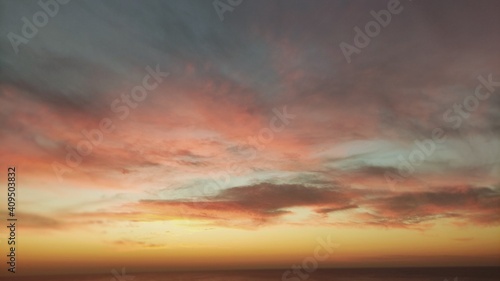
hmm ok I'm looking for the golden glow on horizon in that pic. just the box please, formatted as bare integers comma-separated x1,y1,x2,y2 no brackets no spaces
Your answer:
10,217,500,275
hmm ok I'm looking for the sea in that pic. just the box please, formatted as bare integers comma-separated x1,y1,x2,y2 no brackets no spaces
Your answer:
6,267,500,281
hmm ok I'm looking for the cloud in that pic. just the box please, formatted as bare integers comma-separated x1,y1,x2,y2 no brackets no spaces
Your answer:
0,0,499,254
363,186,500,228
0,211,63,230
135,183,359,225
111,239,164,249
60,183,500,230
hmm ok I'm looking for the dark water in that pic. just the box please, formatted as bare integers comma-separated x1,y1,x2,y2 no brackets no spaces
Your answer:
8,267,500,281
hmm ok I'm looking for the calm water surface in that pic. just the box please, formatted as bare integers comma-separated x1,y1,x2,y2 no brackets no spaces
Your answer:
8,267,500,281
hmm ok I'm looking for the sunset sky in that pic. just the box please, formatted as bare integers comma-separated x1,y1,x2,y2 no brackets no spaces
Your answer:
0,0,499,276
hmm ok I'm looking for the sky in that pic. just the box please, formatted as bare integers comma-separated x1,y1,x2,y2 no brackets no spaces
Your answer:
0,0,500,276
